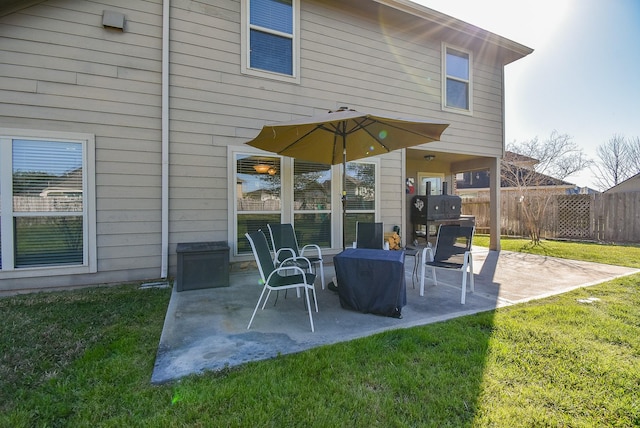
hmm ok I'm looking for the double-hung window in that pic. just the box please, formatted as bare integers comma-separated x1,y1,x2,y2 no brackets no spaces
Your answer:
0,129,96,275
242,0,300,83
443,44,472,114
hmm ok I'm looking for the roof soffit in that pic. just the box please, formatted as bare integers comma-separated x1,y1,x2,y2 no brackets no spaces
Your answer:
372,0,534,64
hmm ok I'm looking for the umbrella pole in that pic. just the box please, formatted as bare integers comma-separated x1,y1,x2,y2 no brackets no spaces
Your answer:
342,134,347,250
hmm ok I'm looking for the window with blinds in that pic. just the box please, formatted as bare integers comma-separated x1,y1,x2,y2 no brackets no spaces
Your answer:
231,149,381,254
242,0,299,82
344,162,376,245
249,0,294,75
235,154,282,254
12,140,83,268
293,160,332,248
3,139,85,268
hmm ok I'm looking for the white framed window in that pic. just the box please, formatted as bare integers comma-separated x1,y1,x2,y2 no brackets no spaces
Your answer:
234,153,283,255
343,161,377,247
0,129,96,277
442,44,473,114
241,0,300,83
228,146,380,256
293,159,332,249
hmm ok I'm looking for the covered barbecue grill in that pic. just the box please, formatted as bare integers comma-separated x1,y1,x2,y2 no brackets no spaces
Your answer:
410,182,473,244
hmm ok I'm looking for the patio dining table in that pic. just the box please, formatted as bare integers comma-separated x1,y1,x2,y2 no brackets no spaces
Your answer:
333,248,406,318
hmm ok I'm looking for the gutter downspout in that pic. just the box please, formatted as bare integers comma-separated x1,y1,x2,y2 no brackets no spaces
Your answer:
160,0,170,278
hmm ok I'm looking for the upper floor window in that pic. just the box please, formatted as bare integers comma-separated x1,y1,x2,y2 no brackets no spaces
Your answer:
242,0,300,83
443,44,472,114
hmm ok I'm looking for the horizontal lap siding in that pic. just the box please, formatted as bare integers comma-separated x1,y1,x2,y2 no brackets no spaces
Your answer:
1,0,508,288
0,0,164,288
169,0,504,259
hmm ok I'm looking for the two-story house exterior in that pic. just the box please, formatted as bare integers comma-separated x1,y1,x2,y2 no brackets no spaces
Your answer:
0,0,532,293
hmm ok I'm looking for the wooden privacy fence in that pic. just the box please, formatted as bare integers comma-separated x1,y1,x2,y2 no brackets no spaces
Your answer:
461,191,640,243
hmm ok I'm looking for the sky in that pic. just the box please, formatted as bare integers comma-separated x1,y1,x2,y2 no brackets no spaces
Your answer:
413,0,640,190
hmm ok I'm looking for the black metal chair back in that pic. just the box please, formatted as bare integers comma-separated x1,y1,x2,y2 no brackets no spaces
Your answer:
355,222,384,249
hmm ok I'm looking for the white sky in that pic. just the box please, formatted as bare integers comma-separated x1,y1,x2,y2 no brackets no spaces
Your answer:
412,0,640,190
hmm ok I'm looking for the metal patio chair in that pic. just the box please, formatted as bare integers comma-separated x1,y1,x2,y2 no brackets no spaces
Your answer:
267,223,325,290
420,224,475,304
353,221,389,250
245,230,318,332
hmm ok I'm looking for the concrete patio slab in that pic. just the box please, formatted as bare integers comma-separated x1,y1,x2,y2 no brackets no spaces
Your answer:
151,250,637,384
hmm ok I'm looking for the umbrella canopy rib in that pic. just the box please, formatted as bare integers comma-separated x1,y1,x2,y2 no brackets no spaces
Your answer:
275,124,324,155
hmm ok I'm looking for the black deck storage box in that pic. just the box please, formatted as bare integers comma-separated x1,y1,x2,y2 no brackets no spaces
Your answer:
176,241,229,291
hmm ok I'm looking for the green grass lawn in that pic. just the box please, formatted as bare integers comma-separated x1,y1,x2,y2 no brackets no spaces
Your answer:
1,240,639,426
474,235,640,269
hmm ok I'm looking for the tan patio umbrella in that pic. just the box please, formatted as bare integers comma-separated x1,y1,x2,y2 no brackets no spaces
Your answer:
245,107,449,248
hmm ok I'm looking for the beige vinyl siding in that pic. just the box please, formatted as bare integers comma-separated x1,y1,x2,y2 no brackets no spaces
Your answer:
169,0,242,263
1,0,517,289
379,151,404,229
0,0,164,290
301,6,442,111
168,0,507,260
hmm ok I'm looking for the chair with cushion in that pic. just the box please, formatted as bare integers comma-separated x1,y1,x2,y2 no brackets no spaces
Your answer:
245,230,318,332
353,222,389,250
419,225,475,304
267,223,325,290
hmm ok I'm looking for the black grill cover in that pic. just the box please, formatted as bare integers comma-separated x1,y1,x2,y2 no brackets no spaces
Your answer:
410,195,429,222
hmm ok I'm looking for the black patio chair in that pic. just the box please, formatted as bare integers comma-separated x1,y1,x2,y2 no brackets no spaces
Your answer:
419,225,475,304
245,230,318,332
267,223,325,290
353,222,388,250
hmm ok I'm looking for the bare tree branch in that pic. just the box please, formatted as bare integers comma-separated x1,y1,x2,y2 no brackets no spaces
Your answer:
503,131,590,244
507,131,591,180
591,134,638,190
629,136,640,176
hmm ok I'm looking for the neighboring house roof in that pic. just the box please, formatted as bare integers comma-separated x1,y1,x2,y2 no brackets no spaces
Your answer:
503,151,538,169
457,151,575,190
604,172,640,193
501,165,574,187
501,150,574,186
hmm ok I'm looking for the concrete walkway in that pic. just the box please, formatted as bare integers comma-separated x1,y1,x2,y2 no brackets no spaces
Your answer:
151,250,637,384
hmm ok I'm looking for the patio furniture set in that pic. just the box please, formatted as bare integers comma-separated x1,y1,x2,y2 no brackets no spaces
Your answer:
245,222,475,332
